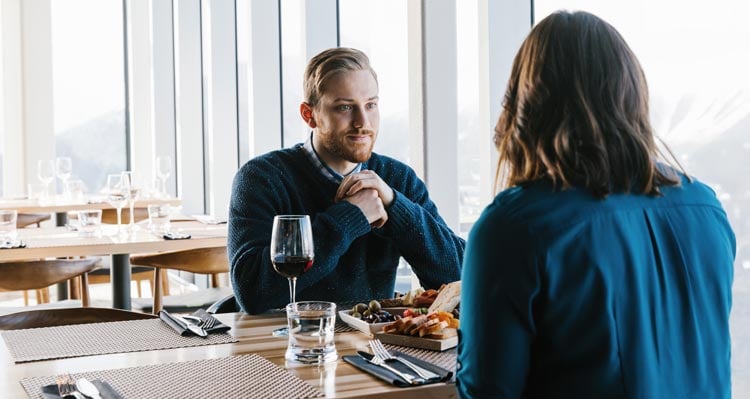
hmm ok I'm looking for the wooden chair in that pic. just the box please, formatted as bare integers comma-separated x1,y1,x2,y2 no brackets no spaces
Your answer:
15,212,53,305
87,207,155,297
0,258,100,308
0,307,156,330
16,213,51,228
130,246,228,314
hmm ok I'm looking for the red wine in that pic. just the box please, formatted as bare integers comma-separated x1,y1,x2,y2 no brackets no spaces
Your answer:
272,255,313,278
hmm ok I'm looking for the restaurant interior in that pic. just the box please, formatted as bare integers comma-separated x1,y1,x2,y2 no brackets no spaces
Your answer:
0,0,748,397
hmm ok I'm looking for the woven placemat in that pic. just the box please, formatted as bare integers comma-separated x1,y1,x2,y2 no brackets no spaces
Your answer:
20,353,324,399
384,344,457,377
1,319,238,363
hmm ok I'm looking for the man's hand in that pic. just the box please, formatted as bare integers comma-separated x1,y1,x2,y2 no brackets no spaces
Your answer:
335,170,395,207
341,188,388,228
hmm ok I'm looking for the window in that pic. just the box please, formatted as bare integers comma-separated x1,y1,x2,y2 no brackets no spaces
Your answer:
536,2,750,396
456,0,482,235
280,0,308,148
339,0,414,165
51,0,126,194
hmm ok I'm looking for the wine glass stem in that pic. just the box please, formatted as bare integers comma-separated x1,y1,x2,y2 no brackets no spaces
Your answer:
129,200,135,227
117,207,122,233
289,278,297,303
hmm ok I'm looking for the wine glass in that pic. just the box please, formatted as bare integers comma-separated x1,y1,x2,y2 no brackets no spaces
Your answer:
106,174,128,235
37,160,55,202
120,171,140,232
270,215,314,336
155,156,172,198
55,157,73,198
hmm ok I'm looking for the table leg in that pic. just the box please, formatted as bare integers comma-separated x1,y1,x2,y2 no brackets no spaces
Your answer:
56,212,69,300
111,254,132,310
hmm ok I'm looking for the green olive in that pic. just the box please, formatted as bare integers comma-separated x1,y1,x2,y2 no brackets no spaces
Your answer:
352,312,362,319
368,300,381,313
362,309,372,318
354,303,368,314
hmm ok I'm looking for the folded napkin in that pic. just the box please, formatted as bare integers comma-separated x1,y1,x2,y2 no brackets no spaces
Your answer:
41,379,122,399
159,309,231,336
343,350,453,388
162,231,191,240
0,239,26,249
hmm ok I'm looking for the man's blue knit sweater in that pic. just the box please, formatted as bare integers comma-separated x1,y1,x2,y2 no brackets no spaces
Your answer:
228,144,465,314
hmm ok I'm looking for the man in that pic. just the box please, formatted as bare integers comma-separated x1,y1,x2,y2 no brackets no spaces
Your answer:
228,47,464,314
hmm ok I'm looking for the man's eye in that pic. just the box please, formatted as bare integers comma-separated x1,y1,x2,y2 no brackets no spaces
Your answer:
366,103,378,109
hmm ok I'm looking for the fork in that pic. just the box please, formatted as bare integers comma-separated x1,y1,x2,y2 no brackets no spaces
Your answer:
183,315,218,330
55,374,83,399
366,352,425,385
369,339,441,380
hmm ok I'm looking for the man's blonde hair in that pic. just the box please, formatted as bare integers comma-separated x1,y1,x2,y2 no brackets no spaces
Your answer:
303,47,378,107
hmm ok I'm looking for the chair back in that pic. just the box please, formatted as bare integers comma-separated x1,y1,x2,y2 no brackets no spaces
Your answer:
0,307,156,330
16,213,51,228
0,258,100,307
130,246,228,314
0,258,100,290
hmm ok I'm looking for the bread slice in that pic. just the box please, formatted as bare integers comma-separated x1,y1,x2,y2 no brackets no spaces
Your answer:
426,327,458,340
428,280,461,313
404,315,429,336
419,320,448,337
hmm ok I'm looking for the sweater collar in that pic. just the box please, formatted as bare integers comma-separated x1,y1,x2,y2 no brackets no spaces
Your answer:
302,132,363,183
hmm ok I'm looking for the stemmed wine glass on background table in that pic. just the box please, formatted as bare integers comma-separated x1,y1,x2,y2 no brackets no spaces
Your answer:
55,157,72,198
37,160,55,203
106,173,128,236
155,155,172,198
270,215,315,337
120,171,140,232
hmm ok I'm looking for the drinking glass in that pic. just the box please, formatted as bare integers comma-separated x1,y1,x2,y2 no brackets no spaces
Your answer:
106,174,128,235
37,160,55,202
155,155,172,198
55,157,72,197
120,171,140,232
77,209,102,237
270,215,314,337
285,301,337,364
0,210,18,243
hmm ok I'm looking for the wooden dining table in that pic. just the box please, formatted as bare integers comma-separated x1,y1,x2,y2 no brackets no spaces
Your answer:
0,221,227,310
0,312,457,398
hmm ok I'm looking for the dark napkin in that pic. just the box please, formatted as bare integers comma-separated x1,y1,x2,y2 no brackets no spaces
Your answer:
159,309,230,336
344,350,453,388
41,379,123,399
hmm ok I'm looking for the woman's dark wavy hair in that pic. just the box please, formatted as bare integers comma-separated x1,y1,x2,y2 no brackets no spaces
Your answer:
495,10,685,198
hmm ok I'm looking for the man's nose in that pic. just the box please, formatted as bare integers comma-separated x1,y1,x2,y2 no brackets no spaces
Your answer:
352,107,368,129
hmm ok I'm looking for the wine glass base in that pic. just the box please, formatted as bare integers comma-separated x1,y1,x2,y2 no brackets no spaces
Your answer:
272,327,289,337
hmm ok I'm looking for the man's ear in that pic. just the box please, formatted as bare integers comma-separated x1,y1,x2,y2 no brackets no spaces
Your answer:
300,102,316,128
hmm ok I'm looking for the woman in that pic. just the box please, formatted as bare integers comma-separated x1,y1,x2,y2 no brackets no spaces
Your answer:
456,11,735,399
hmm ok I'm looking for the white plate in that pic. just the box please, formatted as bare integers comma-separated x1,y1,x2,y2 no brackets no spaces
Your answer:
338,307,406,336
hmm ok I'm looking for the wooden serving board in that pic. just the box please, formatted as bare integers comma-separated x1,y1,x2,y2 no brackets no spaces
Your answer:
374,331,458,351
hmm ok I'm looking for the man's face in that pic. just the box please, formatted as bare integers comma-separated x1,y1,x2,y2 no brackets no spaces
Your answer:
308,69,379,173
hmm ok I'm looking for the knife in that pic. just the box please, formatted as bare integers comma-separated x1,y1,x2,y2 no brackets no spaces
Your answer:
174,314,208,337
357,351,424,385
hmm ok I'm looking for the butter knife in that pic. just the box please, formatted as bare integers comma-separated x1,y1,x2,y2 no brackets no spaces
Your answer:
174,314,207,337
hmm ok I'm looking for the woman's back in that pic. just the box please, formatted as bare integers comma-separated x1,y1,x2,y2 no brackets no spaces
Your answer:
457,176,735,398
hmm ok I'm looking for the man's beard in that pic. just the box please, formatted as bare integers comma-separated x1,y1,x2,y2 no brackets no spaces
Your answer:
323,129,376,164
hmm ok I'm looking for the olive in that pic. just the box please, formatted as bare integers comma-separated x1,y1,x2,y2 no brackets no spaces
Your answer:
352,312,362,319
362,309,372,318
354,303,368,314
368,300,381,313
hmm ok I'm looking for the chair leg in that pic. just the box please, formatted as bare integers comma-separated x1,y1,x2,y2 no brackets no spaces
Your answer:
69,277,82,300
161,269,170,296
136,279,142,298
210,273,219,288
81,273,90,307
37,288,49,304
153,269,163,314
23,290,29,306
